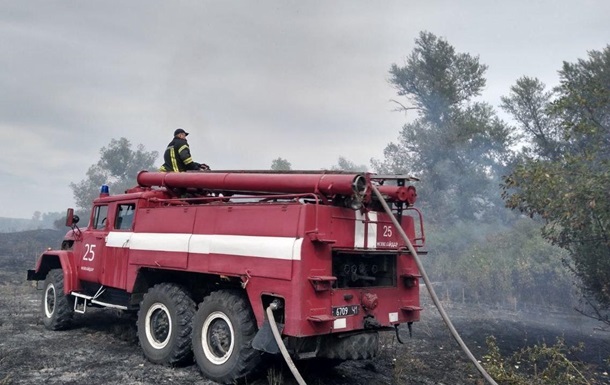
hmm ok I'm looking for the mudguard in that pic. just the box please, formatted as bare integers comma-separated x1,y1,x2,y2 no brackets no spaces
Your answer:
27,251,78,294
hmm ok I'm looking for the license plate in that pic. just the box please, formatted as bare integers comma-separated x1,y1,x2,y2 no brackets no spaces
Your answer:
332,305,360,317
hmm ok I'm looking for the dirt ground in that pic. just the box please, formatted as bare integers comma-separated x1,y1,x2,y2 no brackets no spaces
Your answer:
1,254,609,385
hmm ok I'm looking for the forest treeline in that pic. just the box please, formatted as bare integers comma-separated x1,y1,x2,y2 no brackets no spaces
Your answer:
379,33,609,318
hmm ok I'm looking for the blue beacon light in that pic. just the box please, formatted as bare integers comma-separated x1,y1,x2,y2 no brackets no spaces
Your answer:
100,184,110,196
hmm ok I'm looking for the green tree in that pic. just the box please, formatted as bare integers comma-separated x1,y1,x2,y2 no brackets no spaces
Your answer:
500,76,562,159
387,31,487,123
502,46,610,310
70,138,158,210
270,157,292,171
374,31,514,223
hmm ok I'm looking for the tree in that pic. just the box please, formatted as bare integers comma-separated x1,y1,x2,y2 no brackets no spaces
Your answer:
502,46,610,310
70,138,158,210
388,31,487,123
40,211,66,230
374,31,514,223
500,76,562,160
270,157,292,171
330,157,367,172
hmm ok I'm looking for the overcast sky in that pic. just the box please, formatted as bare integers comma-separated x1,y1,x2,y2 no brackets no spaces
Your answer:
1,1,608,219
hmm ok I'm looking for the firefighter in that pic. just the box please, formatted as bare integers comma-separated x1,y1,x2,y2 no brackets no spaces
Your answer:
159,128,210,172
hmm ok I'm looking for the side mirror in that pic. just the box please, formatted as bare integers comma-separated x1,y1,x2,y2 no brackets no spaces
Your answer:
65,208,80,227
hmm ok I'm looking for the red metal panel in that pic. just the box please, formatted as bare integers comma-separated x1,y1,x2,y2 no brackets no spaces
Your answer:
209,203,302,238
322,205,357,248
134,206,196,234
75,228,108,284
207,254,294,281
125,264,140,293
128,206,196,269
189,203,303,280
101,247,129,289
128,249,186,269
34,251,78,294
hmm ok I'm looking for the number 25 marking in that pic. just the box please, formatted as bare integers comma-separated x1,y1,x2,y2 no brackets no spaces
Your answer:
83,244,96,262
383,225,393,237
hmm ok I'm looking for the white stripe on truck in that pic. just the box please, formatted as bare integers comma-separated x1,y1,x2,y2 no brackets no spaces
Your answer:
105,232,303,260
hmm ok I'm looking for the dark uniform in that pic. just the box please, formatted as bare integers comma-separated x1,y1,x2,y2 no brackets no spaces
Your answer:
160,128,209,172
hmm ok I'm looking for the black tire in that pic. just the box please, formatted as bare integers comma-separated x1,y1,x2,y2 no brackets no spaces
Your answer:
42,269,74,330
318,331,379,360
192,290,263,384
137,283,196,366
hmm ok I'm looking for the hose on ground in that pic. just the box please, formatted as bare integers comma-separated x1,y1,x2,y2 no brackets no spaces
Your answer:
371,184,499,385
266,304,307,385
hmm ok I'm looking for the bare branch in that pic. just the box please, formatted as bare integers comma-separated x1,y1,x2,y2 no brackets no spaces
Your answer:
574,295,610,327
389,99,419,114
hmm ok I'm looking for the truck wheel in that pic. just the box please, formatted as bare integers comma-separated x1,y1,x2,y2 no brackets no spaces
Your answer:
42,269,74,330
319,331,379,360
137,283,196,366
192,290,263,384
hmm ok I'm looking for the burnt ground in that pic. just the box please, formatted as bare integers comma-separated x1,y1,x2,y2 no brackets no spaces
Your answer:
0,254,609,385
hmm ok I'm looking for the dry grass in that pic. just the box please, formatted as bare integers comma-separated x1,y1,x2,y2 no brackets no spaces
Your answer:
266,365,284,385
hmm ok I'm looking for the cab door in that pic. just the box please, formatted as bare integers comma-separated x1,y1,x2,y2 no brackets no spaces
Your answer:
101,202,135,289
75,204,109,284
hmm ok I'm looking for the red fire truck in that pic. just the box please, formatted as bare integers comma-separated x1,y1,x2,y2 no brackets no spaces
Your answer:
27,170,424,383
